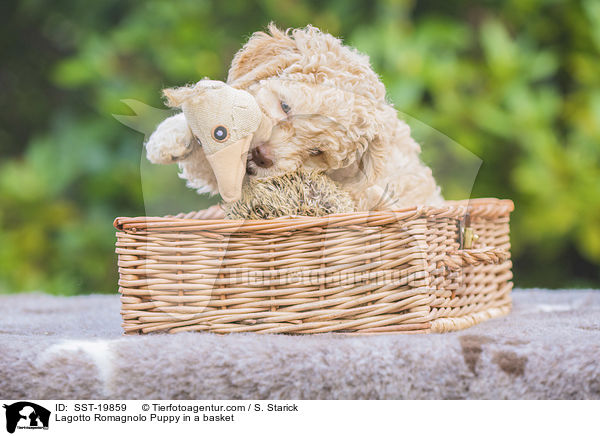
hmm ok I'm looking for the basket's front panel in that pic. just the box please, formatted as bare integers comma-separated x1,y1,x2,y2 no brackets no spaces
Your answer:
116,217,435,334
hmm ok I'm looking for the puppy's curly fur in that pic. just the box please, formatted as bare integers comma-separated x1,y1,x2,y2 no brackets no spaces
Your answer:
146,24,443,210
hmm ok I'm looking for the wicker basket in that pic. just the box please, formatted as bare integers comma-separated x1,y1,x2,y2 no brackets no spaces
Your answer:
114,198,513,335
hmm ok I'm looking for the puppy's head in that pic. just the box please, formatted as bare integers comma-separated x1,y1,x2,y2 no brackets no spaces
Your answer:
228,24,390,185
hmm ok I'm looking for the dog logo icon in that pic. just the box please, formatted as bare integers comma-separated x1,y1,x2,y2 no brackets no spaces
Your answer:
2,402,50,434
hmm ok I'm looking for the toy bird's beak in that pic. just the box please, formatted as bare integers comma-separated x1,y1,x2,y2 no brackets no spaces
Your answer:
205,135,252,203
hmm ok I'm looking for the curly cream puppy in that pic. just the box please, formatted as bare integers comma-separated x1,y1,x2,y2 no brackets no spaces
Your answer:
146,24,442,210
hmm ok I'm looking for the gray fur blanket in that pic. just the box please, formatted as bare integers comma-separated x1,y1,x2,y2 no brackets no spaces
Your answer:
0,289,599,399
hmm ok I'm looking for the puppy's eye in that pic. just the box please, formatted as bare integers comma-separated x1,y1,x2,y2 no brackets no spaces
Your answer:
309,149,323,156
212,125,229,142
280,101,291,114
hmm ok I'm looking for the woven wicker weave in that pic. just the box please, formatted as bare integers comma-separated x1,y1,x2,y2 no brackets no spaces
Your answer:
114,198,514,334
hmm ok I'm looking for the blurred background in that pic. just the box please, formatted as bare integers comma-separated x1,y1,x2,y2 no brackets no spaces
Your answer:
1,0,599,295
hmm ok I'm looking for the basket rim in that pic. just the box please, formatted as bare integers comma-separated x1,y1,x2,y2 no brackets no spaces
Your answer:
114,197,514,233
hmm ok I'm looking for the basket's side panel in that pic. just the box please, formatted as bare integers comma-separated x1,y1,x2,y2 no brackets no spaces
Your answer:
116,216,435,334
427,212,513,332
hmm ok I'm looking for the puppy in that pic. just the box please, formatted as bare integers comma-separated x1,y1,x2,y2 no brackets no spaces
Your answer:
146,24,443,210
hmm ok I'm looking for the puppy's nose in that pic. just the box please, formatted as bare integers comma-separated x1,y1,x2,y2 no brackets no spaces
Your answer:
251,144,273,168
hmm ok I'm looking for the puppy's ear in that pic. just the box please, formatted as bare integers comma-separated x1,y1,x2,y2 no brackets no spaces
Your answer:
227,22,299,86
162,85,196,108
351,107,392,186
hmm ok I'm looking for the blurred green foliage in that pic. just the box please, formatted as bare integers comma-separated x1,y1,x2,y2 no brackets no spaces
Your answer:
1,0,599,294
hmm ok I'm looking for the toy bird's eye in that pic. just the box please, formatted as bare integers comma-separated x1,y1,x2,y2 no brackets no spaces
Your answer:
212,125,229,142
280,101,291,114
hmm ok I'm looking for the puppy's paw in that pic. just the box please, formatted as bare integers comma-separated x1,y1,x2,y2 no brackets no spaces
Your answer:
146,112,194,164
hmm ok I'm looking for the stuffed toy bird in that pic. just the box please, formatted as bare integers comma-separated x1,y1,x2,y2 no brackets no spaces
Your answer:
159,79,262,203
146,79,355,218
